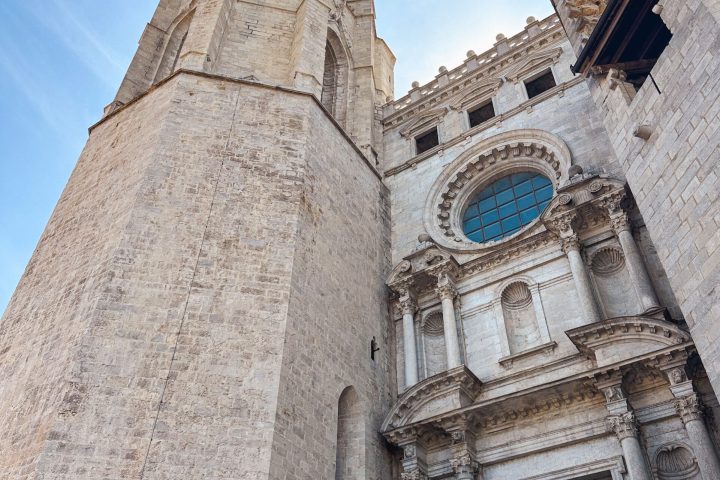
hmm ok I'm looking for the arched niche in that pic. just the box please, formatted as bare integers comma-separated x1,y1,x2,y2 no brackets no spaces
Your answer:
654,444,700,480
421,311,447,378
501,281,541,355
335,386,365,480
321,28,350,127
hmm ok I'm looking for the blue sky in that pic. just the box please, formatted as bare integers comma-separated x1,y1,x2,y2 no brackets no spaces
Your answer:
0,0,553,313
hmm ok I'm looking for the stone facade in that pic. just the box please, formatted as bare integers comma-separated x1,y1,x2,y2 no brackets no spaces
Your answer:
1,1,719,479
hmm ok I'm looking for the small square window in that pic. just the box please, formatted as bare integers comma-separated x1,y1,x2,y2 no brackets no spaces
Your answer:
524,69,557,99
467,100,496,128
415,128,439,155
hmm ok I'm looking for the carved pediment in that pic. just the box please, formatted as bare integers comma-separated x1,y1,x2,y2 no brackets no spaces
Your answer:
449,78,503,111
399,108,448,138
382,366,482,431
541,175,626,236
566,316,691,368
388,246,460,298
506,47,563,83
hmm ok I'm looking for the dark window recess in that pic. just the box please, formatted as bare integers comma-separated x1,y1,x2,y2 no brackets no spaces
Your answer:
592,0,672,92
524,70,557,99
468,101,496,128
415,128,439,155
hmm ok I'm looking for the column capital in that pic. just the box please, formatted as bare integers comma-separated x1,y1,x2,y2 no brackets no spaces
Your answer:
607,411,639,441
561,233,581,254
599,192,632,234
436,274,458,301
397,293,418,316
675,393,704,424
450,453,480,476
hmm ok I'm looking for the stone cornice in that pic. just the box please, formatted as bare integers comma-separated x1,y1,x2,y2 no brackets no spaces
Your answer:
384,340,695,439
384,77,585,178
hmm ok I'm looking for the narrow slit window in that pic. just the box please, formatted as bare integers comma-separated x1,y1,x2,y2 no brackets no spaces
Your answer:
415,128,439,155
468,100,496,128
524,69,557,99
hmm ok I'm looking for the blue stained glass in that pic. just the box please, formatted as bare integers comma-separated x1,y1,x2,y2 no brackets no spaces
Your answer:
462,172,554,243
516,192,536,211
495,188,515,206
514,179,533,197
481,210,499,225
498,201,517,218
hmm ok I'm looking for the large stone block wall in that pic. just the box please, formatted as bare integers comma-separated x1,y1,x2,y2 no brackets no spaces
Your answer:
0,81,174,479
584,0,720,392
1,71,393,479
268,92,393,479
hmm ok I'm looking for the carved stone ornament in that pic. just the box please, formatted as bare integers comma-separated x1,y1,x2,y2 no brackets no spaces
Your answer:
403,444,417,459
602,385,626,403
667,367,688,386
423,129,572,252
436,274,458,301
590,247,625,276
675,394,704,424
398,294,418,316
450,454,479,474
400,471,428,480
609,211,631,234
560,233,581,254
565,0,608,39
607,411,639,441
656,445,699,478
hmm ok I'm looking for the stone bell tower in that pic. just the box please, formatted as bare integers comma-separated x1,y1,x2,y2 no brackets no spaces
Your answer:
0,0,395,478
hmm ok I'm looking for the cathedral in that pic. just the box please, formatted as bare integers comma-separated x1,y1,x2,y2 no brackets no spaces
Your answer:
1,0,719,479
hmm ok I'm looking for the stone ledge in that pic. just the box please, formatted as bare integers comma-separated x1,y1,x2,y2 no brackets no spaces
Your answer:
499,341,558,368
89,69,382,181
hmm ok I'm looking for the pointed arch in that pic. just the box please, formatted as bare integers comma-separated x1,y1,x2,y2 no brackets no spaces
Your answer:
154,8,195,83
335,386,365,480
322,28,350,127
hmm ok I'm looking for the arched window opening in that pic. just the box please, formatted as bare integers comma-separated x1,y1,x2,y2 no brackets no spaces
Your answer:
336,386,364,480
321,29,349,127
154,11,193,83
322,43,339,116
501,282,541,354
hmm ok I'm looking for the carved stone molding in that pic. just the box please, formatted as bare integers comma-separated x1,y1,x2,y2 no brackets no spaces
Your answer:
398,108,448,138
400,471,428,480
423,129,572,252
449,78,503,111
607,411,639,441
506,47,564,83
675,394,704,424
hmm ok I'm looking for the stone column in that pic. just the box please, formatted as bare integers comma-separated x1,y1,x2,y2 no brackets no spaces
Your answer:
606,200,660,312
607,412,653,480
399,292,419,388
562,234,602,324
675,393,720,479
436,274,462,369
